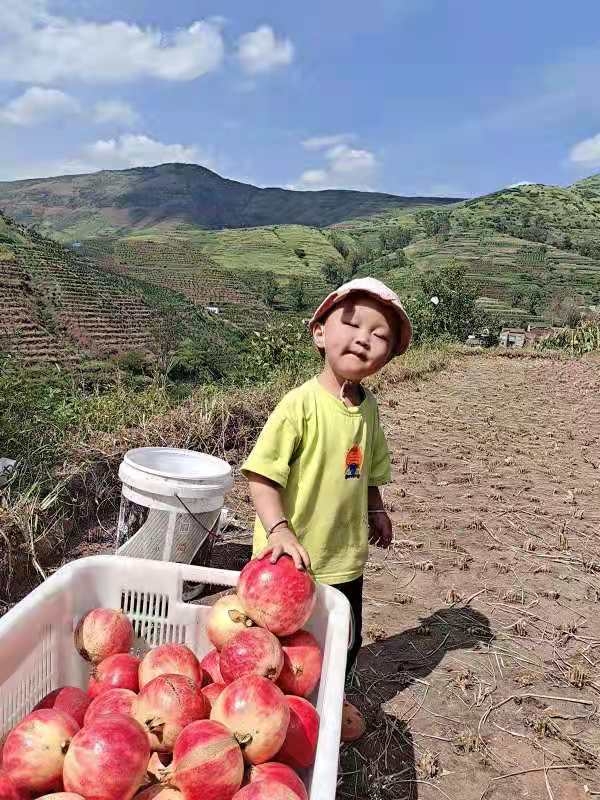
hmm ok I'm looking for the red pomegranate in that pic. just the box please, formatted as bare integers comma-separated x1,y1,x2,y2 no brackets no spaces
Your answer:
340,700,365,742
2,708,79,794
63,713,149,800
210,676,289,765
146,751,173,784
84,688,137,726
136,788,182,800
0,770,29,800
88,653,140,698
220,628,283,683
74,608,134,664
237,556,316,637
276,630,322,698
170,719,244,800
201,683,226,710
232,781,298,800
248,763,308,800
200,649,223,684
37,795,85,799
34,686,91,727
275,696,319,770
133,674,209,752
139,644,202,689
206,595,254,651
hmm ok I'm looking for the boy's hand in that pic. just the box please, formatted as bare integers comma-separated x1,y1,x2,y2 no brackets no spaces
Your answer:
368,512,393,548
257,527,311,571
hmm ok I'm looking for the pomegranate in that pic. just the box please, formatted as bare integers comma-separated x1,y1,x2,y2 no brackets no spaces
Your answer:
88,653,140,698
170,720,243,800
237,556,316,637
37,795,85,800
220,628,283,683
133,674,209,752
136,788,181,800
146,752,172,784
201,683,226,711
248,763,308,800
0,770,28,800
139,644,202,689
74,608,133,664
206,595,254,650
84,688,137,726
34,686,91,727
63,713,149,800
340,700,365,742
210,676,289,765
232,781,298,800
275,696,319,770
200,649,224,684
276,630,322,698
2,708,79,794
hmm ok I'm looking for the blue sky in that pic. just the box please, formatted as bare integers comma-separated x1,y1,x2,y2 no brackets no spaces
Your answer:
1,0,600,197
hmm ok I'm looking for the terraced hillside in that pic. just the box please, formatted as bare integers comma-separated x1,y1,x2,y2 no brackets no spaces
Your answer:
0,212,250,367
79,225,340,320
0,163,459,240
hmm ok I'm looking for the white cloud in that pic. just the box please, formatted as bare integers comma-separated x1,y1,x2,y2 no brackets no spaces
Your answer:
507,180,535,188
302,133,354,151
80,134,202,170
0,86,80,125
0,1,224,83
0,133,212,181
237,26,294,74
291,141,379,191
569,133,600,168
93,100,140,127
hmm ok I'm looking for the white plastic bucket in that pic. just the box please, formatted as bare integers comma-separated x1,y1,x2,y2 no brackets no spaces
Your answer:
117,447,233,564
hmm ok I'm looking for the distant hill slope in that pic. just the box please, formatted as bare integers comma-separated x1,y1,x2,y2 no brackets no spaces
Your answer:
0,211,249,370
0,163,461,241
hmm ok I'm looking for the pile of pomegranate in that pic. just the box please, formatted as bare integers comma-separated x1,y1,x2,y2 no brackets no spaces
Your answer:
0,556,324,800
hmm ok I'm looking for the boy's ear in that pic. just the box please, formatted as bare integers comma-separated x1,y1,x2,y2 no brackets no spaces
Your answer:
312,322,325,349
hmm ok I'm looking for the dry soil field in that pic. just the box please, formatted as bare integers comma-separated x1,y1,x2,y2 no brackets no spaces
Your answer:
334,354,600,800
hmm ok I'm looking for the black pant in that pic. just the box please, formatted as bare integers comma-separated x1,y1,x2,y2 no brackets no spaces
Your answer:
330,576,363,677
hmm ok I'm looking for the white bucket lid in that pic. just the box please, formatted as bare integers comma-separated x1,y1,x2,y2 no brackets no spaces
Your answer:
119,447,233,499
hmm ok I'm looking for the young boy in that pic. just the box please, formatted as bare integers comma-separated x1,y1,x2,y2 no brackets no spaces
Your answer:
241,277,412,734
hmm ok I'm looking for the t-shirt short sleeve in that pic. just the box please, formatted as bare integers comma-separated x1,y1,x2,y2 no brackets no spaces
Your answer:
241,397,301,488
369,416,392,486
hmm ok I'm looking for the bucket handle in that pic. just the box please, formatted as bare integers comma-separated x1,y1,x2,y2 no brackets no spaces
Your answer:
175,494,222,540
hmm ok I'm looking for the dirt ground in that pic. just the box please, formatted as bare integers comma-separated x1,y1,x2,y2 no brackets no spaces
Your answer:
330,353,600,800
65,351,600,799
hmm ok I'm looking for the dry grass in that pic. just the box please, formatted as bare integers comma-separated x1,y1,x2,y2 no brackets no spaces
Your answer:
1,345,452,609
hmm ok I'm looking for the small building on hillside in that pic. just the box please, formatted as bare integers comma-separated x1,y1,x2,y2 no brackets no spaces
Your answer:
499,328,526,348
525,325,556,346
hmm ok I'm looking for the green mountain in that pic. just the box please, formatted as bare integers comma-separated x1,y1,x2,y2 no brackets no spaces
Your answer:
0,211,248,371
0,163,460,241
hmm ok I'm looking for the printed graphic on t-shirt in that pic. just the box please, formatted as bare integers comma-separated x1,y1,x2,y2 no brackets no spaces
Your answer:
344,444,363,480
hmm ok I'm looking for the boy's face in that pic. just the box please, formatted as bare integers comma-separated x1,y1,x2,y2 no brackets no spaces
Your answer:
313,293,395,381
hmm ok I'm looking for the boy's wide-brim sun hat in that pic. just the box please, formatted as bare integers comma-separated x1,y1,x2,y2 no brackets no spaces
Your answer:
308,277,413,357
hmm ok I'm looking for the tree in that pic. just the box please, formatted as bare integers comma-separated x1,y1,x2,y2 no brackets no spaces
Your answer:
527,287,543,315
510,290,524,308
260,271,279,307
415,210,451,237
321,259,347,289
287,277,307,311
379,225,413,252
329,233,350,260
407,263,486,342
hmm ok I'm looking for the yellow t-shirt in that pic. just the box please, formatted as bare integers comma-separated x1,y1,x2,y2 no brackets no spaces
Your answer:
241,377,391,585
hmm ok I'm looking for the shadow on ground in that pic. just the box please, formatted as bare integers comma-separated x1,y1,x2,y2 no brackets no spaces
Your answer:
340,606,492,800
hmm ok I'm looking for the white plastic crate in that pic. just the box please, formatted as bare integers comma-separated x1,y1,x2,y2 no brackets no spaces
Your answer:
0,555,350,800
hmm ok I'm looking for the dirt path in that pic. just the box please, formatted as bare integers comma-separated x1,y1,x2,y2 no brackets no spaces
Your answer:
340,354,600,800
